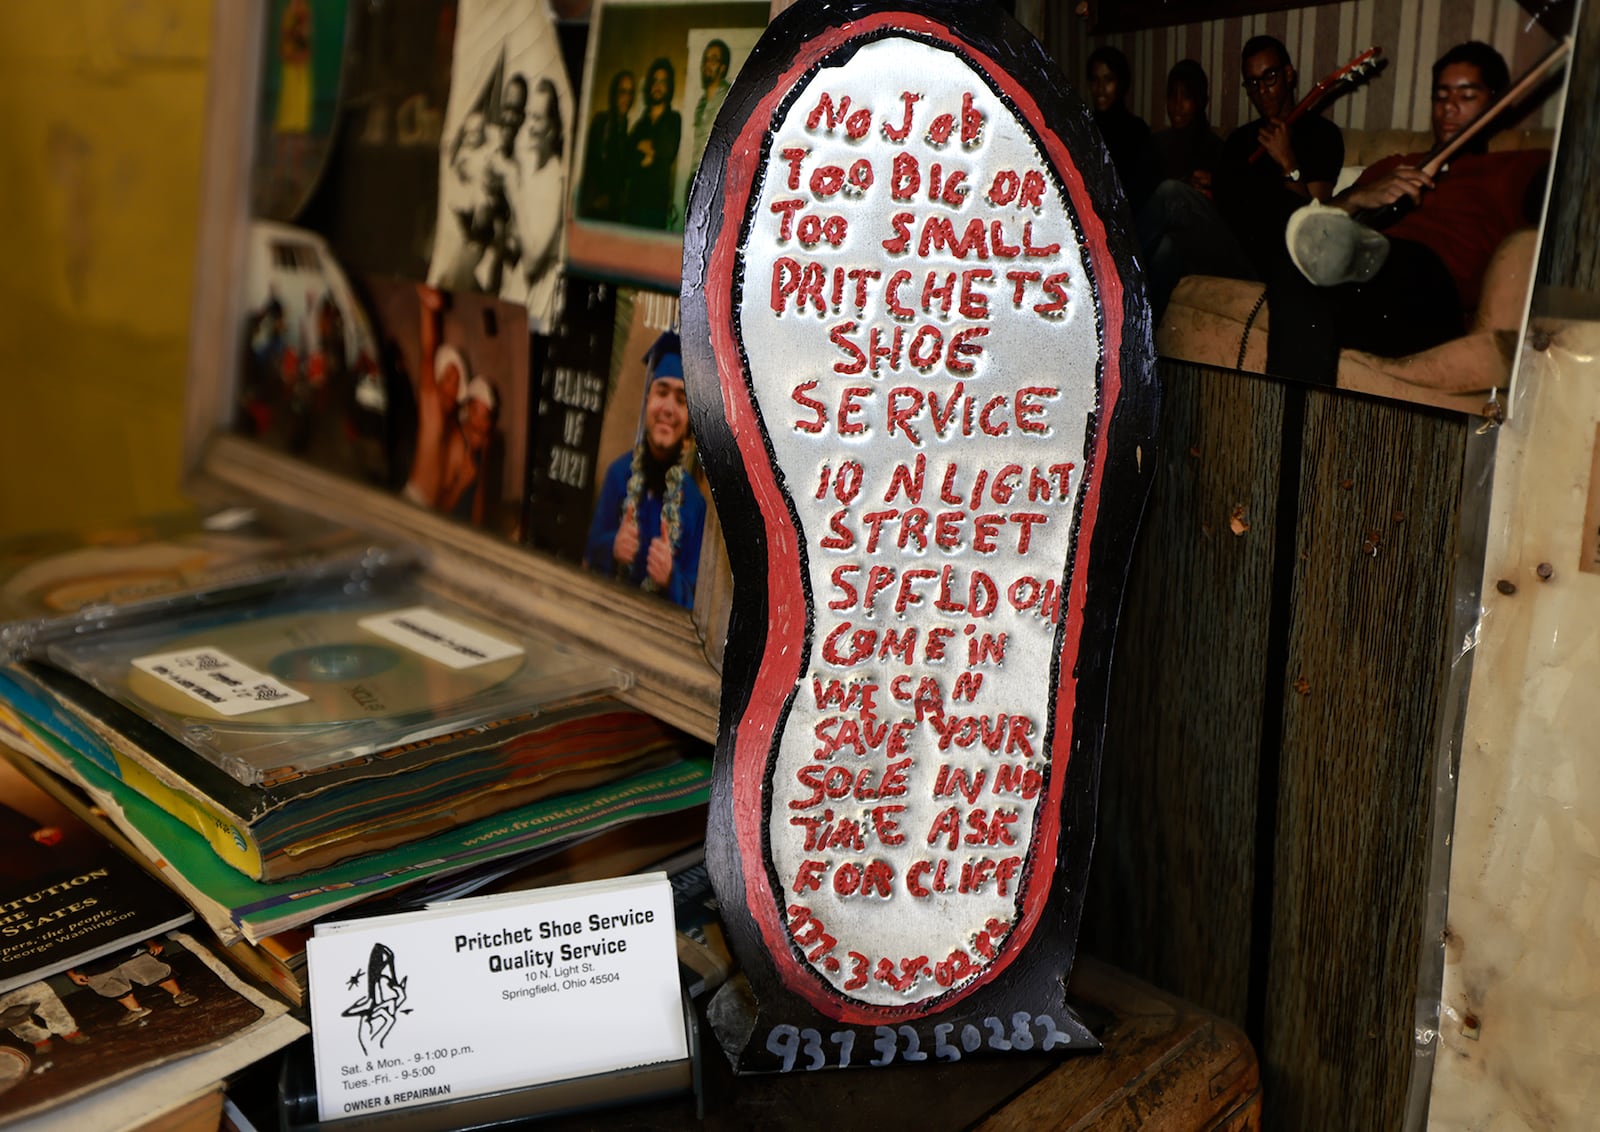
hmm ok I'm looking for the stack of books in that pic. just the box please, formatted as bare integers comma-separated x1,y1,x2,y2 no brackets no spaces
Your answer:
0,508,713,1128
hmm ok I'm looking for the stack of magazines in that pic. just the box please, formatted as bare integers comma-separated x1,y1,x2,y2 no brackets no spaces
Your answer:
0,506,713,1126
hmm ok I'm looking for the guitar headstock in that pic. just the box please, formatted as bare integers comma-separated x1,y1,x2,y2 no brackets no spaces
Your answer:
1249,45,1389,162
1313,45,1388,100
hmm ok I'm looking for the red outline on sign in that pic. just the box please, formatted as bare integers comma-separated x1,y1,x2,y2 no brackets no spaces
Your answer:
704,13,1125,1023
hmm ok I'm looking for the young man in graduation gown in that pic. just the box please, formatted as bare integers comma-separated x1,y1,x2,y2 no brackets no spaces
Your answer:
584,333,707,609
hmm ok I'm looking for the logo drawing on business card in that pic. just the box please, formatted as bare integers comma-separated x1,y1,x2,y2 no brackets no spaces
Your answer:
340,942,411,1054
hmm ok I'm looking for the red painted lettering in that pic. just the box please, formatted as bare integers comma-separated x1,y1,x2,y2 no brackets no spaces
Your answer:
838,387,870,434
830,321,867,374
791,381,826,433
882,91,920,143
771,198,804,240
886,387,923,443
794,859,827,893
780,146,808,189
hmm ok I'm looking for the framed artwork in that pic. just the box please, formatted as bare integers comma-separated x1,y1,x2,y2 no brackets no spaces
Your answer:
1109,0,1577,414
565,0,770,288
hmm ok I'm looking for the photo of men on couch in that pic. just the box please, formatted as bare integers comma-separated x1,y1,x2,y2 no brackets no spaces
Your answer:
1073,0,1572,414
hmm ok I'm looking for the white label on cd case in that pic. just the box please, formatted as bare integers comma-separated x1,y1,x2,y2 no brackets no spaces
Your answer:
132,648,311,716
356,607,525,670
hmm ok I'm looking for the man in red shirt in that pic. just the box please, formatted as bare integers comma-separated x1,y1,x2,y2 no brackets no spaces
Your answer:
1266,41,1550,384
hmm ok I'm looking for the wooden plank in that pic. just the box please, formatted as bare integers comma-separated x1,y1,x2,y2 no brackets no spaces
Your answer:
525,957,1258,1130
1263,390,1467,1131
981,959,1260,1131
1083,359,1283,1025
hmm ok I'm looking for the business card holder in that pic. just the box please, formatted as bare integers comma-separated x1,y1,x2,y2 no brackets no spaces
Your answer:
277,993,701,1131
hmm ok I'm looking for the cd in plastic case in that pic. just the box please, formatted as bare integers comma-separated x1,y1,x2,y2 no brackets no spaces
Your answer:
0,504,415,661
48,581,630,786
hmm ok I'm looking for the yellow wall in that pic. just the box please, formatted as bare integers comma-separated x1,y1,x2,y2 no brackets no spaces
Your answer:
0,1,212,538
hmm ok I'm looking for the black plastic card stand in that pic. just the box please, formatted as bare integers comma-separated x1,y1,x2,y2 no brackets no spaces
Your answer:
681,0,1158,1075
278,992,702,1129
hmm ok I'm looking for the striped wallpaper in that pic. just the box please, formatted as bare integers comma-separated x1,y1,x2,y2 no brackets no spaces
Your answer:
766,1,1564,132
1027,0,1564,134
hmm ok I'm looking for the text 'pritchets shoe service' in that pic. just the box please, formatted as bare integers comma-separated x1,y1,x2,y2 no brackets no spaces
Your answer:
681,0,1159,1073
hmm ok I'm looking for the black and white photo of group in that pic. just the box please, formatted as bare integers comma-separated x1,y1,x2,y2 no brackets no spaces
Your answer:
427,0,577,334
234,0,761,607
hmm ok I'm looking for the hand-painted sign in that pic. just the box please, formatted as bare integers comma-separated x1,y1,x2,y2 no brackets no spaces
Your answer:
682,0,1157,1071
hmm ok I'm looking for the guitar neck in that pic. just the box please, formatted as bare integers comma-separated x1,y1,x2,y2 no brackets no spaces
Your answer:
1246,51,1379,165
1245,87,1328,165
1281,84,1329,130
1419,39,1570,177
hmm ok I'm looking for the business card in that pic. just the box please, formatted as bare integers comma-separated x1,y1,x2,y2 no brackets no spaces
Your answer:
306,873,687,1122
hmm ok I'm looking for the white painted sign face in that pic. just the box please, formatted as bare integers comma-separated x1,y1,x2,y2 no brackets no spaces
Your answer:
730,35,1102,1010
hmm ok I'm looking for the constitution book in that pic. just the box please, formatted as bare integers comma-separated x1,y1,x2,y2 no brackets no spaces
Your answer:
0,754,191,996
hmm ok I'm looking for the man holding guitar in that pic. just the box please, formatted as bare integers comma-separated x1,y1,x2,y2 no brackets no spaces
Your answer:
1267,41,1554,386
1139,36,1346,317
1213,35,1344,274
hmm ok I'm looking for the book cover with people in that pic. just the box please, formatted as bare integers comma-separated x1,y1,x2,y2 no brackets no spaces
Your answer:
0,927,301,1126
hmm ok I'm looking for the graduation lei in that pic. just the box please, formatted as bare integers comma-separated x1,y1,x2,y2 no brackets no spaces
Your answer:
620,442,692,594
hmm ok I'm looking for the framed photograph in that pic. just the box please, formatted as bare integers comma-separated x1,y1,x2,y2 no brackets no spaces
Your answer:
425,0,575,334
1073,0,1576,413
566,0,770,288
361,276,532,541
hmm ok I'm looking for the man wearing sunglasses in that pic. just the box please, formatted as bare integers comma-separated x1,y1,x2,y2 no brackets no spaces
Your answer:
1211,35,1344,277
1138,36,1340,317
